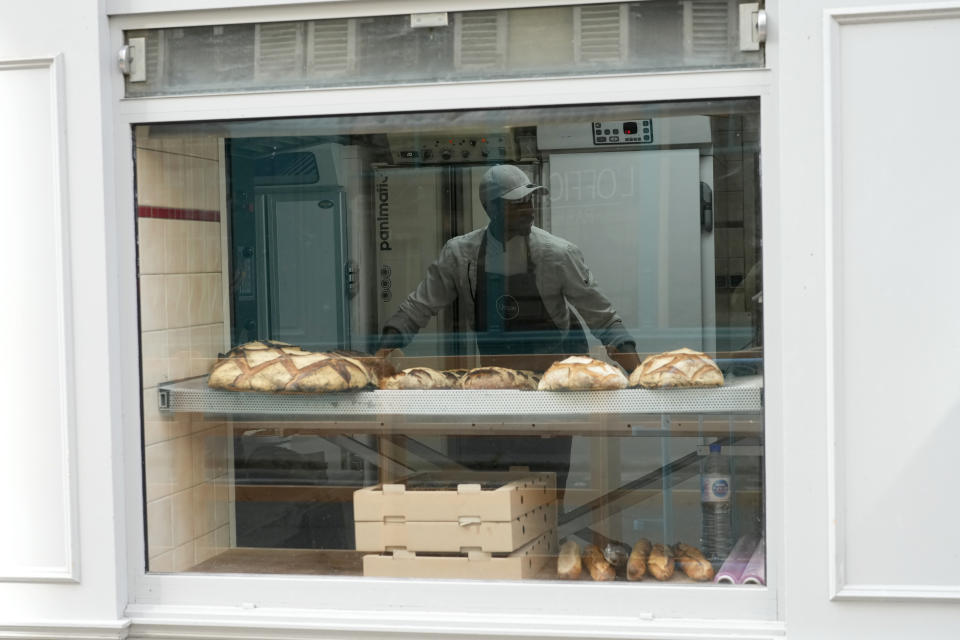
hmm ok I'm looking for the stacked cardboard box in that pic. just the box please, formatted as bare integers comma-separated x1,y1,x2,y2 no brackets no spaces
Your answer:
354,470,558,579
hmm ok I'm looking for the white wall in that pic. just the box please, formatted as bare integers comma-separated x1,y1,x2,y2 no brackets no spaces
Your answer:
779,1,960,638
0,0,128,633
2,0,960,638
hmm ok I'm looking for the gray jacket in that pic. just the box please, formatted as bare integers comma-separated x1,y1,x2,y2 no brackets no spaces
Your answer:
385,226,634,348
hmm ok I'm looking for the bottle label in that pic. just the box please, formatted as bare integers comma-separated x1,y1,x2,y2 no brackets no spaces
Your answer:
701,474,731,503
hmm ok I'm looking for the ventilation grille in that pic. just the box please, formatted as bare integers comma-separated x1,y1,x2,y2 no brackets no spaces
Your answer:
254,22,304,79
686,0,734,58
454,11,507,70
574,3,629,65
307,19,356,74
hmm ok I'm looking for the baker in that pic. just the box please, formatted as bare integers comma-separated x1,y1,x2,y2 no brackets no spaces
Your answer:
379,164,639,365
378,164,639,499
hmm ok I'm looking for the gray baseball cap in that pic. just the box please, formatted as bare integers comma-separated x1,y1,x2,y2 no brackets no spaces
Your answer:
478,164,548,212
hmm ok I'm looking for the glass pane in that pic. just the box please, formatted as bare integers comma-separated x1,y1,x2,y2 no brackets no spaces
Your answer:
124,2,763,97
136,98,764,586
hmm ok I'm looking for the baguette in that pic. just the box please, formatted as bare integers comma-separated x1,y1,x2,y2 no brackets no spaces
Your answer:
557,540,582,580
673,542,715,582
626,538,652,581
582,544,616,581
646,543,675,581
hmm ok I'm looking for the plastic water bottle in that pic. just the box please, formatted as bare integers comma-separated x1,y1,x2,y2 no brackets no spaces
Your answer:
700,442,733,565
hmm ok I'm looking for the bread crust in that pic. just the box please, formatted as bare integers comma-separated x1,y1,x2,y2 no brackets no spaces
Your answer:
380,367,451,390
537,356,628,391
646,543,675,581
673,542,715,581
459,367,538,390
208,341,374,392
626,538,652,581
582,544,616,581
557,540,583,580
628,348,724,389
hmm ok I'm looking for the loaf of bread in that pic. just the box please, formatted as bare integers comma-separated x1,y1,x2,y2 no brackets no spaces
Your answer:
459,367,538,390
331,349,396,386
582,544,616,581
208,341,374,392
557,540,582,580
440,369,467,387
626,538,652,581
673,542,715,581
646,543,675,581
537,356,628,391
380,367,451,390
628,348,724,389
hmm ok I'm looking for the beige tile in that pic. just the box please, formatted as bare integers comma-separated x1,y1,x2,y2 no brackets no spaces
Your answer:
192,424,227,484
189,325,209,378
140,330,169,389
164,220,190,274
139,275,167,332
194,530,218,566
135,148,163,208
172,541,196,572
210,323,226,356
185,221,206,274
193,481,217,538
207,273,223,325
147,496,173,556
187,136,220,161
138,218,166,275
202,221,223,273
171,488,194,547
214,479,229,529
167,327,191,382
187,274,205,326
165,274,190,328
149,549,174,573
196,158,221,212
173,433,195,494
214,524,230,551
144,440,176,501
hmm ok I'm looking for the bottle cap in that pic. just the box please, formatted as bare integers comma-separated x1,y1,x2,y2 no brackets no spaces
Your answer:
709,442,722,453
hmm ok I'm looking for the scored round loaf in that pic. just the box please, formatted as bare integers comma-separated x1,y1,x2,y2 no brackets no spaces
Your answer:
380,367,451,390
459,366,538,390
441,369,468,387
628,348,724,389
537,356,628,391
208,341,374,392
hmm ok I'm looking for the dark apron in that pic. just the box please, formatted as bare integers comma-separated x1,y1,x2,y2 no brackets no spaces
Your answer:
451,233,587,504
472,233,588,356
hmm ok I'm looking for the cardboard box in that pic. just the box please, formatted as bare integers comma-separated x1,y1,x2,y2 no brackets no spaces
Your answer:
362,529,558,580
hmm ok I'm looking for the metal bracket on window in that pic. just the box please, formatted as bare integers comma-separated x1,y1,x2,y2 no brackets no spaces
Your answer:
117,37,146,81
739,4,767,51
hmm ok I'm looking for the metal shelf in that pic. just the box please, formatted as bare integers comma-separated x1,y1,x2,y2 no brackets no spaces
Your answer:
158,375,762,420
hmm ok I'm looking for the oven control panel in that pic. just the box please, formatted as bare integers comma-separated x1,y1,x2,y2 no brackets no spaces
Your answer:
390,133,516,164
592,119,654,145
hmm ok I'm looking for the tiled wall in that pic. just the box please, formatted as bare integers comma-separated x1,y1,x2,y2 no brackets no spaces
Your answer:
136,129,231,571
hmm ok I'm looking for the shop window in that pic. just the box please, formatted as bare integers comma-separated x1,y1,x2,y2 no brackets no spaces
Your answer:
136,98,764,587
123,1,763,97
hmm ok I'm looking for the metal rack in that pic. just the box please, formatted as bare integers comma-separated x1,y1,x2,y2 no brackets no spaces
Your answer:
158,374,763,420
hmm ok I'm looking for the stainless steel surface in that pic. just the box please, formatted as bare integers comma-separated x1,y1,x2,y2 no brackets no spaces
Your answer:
158,375,762,418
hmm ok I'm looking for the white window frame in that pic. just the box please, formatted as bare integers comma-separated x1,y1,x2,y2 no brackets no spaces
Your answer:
110,1,783,636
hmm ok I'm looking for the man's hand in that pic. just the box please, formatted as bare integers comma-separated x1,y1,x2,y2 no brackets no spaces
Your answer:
376,326,404,359
606,343,640,373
